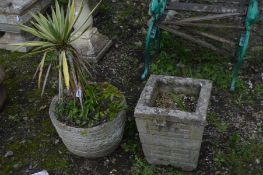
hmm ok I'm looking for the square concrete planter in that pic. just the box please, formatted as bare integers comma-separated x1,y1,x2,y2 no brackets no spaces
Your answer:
134,75,212,171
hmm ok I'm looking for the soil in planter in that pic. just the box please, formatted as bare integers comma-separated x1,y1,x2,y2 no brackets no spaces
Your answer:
154,91,198,112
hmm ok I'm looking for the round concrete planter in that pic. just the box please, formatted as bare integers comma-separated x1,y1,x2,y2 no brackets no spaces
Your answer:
49,95,126,158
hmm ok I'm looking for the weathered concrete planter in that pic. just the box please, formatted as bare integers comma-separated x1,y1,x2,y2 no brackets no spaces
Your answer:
49,96,127,158
134,75,212,171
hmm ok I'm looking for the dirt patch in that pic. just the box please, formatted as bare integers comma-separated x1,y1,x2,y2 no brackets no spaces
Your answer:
0,0,262,175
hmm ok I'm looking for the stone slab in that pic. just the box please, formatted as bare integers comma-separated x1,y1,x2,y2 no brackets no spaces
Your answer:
0,32,35,52
0,0,51,33
0,0,38,14
72,27,113,63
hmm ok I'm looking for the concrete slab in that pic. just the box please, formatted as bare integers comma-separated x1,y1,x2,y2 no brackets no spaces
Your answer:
0,0,51,33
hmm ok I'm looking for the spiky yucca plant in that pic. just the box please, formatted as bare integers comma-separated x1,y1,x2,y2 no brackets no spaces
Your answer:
12,0,102,101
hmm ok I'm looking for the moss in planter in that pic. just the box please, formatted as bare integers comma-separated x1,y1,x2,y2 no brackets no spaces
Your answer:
55,83,126,128
154,91,198,112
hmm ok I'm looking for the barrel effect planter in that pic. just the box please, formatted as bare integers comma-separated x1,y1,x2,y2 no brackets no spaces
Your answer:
49,96,127,158
134,75,212,171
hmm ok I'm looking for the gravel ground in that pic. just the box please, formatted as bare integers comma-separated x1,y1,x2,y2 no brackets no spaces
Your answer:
0,0,262,174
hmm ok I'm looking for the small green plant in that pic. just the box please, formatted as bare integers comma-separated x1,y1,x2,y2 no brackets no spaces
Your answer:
255,84,263,97
214,133,263,174
171,94,187,111
207,113,229,133
214,152,226,166
130,156,190,175
130,157,157,175
55,83,126,127
229,133,241,145
122,140,140,153
215,121,228,133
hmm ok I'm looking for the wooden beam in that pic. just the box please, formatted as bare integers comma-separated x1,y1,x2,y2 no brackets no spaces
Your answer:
158,24,231,55
177,13,242,23
166,2,245,14
191,31,236,47
161,22,244,30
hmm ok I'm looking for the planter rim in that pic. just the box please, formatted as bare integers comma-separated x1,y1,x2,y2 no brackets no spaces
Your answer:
49,95,126,131
135,75,212,124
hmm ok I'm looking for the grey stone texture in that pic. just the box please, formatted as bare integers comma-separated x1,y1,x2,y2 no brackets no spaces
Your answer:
72,28,113,63
134,75,212,171
49,96,127,158
0,32,35,52
0,0,51,52
0,0,51,33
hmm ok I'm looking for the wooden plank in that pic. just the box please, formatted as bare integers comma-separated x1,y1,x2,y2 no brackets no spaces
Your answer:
177,13,242,23
161,22,244,30
159,24,230,55
166,2,245,14
191,31,236,46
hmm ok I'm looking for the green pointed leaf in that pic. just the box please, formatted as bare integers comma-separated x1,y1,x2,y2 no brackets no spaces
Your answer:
38,52,47,88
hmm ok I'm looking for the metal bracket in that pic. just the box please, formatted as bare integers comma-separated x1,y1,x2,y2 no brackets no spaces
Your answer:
142,0,167,80
230,0,259,91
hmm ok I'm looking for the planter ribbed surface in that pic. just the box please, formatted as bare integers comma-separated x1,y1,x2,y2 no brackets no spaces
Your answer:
135,75,212,171
49,96,126,158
